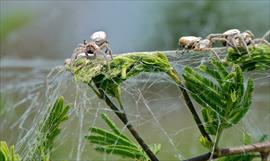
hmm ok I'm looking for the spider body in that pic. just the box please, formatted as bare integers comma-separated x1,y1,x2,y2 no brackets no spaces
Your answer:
71,31,113,62
178,36,220,60
178,36,202,49
90,31,107,46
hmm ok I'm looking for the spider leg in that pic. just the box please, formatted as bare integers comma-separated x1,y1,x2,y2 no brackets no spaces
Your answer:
95,49,111,70
253,30,270,47
253,39,270,47
77,43,85,48
206,48,221,61
211,35,242,55
98,42,107,50
106,46,113,60
207,34,225,40
238,34,250,55
210,37,235,48
93,51,97,59
262,30,270,40
182,47,190,55
229,37,242,55
98,43,113,60
249,39,256,48
176,47,181,55
71,48,83,60
95,49,110,62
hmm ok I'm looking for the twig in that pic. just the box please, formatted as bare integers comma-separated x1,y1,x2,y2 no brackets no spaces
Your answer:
91,84,159,161
260,151,269,161
177,81,213,144
184,141,270,161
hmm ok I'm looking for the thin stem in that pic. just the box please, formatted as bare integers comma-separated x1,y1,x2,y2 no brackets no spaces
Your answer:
89,83,102,98
260,151,269,161
210,126,223,159
92,84,159,161
177,82,213,144
184,141,270,161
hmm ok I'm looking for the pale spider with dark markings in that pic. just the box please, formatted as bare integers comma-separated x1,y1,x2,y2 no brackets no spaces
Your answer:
207,29,252,54
178,36,221,60
71,31,113,62
207,29,270,54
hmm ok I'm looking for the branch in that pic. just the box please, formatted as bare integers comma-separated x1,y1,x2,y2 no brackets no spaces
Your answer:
184,141,270,161
93,85,159,161
176,76,213,144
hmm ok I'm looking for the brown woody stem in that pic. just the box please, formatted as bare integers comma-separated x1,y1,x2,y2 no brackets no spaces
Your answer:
177,82,213,144
184,141,270,161
91,84,159,161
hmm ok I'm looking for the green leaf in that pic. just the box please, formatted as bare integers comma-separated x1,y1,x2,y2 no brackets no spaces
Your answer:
226,44,270,71
66,52,180,100
198,64,223,85
86,113,160,160
183,59,254,136
0,141,20,161
95,145,146,160
258,134,268,142
100,113,132,142
87,127,138,149
241,132,252,145
211,59,229,78
24,96,70,161
149,144,162,155
199,135,213,149
183,67,225,112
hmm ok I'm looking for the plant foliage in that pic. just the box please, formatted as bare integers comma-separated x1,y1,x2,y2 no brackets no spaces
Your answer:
183,59,254,135
0,141,20,161
226,44,270,71
24,96,70,161
66,52,180,102
85,113,161,160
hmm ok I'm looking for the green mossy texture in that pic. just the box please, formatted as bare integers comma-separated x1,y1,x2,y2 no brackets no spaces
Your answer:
226,44,270,71
66,52,180,98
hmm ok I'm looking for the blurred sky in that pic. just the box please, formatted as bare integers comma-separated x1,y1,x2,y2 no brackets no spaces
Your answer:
0,0,269,59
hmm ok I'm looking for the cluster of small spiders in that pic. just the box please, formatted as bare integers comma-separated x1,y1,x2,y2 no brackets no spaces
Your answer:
178,29,270,60
65,31,112,65
65,29,269,65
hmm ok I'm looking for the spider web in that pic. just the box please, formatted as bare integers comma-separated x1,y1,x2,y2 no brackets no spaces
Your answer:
0,50,269,161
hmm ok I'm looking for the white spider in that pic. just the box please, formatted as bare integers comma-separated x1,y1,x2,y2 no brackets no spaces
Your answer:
71,31,113,62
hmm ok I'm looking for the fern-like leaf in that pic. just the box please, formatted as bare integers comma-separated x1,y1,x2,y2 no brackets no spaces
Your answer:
100,113,132,142
66,52,180,106
24,96,70,161
183,59,254,135
86,113,161,160
226,44,270,71
0,141,20,161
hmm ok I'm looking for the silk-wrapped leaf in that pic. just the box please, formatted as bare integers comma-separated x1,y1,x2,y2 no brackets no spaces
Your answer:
226,44,270,71
66,52,180,99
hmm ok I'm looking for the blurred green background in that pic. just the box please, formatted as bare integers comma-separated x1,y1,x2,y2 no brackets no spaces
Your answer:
1,0,269,59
